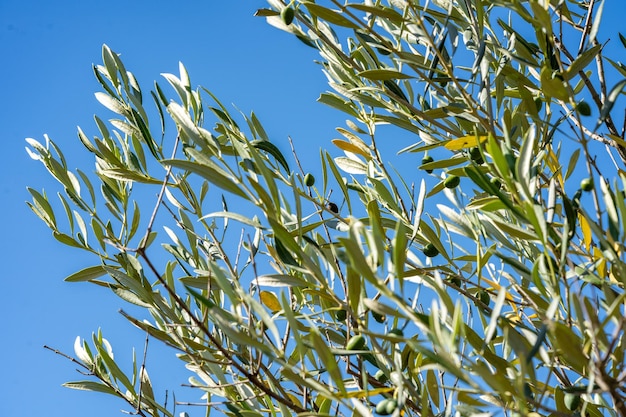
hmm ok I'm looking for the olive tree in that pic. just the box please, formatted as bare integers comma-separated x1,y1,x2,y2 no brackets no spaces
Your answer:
27,0,626,416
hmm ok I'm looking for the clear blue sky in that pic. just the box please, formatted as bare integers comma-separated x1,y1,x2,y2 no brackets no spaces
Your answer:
0,2,344,416
2,2,626,417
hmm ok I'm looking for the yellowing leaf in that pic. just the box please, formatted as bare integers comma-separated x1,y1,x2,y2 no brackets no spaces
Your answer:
343,387,394,398
444,135,489,151
579,213,592,251
546,147,564,188
479,277,516,304
593,246,606,278
332,139,371,159
260,291,281,312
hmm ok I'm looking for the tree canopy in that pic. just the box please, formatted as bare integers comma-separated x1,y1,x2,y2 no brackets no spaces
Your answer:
27,1,626,416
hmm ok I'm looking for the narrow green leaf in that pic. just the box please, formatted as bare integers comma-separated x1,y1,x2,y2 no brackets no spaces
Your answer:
324,151,351,212
200,211,263,228
95,338,136,393
358,69,413,80
597,78,626,126
347,4,404,23
427,369,440,407
309,329,346,394
65,265,108,282
63,380,117,394
27,188,56,228
256,274,310,287
163,159,248,199
252,140,290,173
94,92,126,115
101,45,119,86
550,322,588,373
334,156,367,174
393,220,407,285
318,93,358,116
564,44,602,80
98,168,163,185
303,2,358,28
588,0,604,44
53,231,84,248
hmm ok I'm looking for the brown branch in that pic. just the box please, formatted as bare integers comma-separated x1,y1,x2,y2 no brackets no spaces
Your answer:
136,249,308,413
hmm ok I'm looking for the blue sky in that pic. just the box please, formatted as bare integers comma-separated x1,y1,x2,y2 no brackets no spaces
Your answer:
3,1,626,417
1,2,346,416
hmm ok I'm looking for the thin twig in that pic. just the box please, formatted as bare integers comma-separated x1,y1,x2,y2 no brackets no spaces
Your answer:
139,135,181,250
135,332,150,415
577,0,596,55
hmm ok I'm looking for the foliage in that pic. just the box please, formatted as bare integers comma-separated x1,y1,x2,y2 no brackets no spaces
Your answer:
27,0,626,416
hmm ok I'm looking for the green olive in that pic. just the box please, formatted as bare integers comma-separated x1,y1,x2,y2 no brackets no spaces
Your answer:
478,290,490,305
375,398,397,415
304,173,315,187
448,277,461,287
372,311,386,323
280,7,295,25
444,175,460,189
423,243,439,257
346,334,366,350
335,309,347,322
421,155,434,173
469,147,484,164
580,177,594,192
577,101,591,116
564,393,581,410
388,328,404,338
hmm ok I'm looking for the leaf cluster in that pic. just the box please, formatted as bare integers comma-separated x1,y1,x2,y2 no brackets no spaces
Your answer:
27,1,626,417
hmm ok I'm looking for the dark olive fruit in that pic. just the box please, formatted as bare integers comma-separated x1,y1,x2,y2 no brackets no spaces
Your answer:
564,393,581,410
388,327,404,338
478,290,490,305
421,155,434,173
523,382,534,400
423,243,439,257
469,147,484,164
280,6,295,25
346,334,366,351
375,398,397,415
372,311,386,323
448,277,461,287
335,309,347,322
490,176,502,190
304,173,315,187
581,177,594,192
326,202,339,213
374,369,389,383
534,97,543,112
577,101,591,116
444,175,460,189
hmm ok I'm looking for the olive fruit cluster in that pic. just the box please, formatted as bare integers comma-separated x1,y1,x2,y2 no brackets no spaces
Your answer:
375,398,398,415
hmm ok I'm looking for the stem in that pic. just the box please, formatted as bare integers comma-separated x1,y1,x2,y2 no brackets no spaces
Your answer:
137,250,308,413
